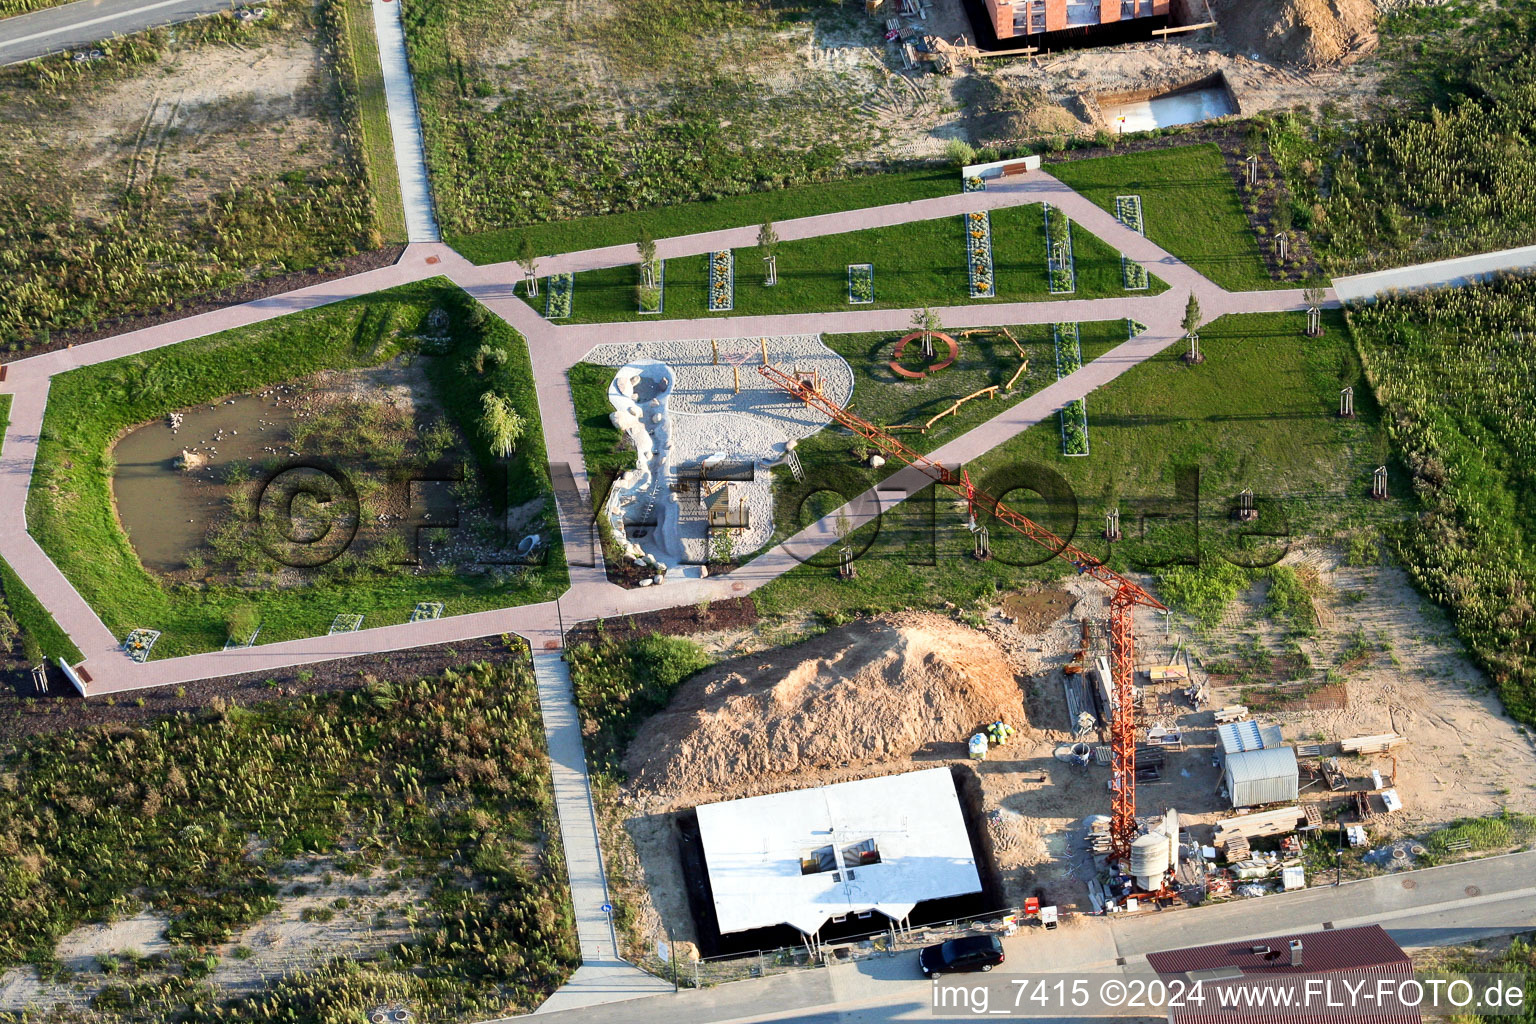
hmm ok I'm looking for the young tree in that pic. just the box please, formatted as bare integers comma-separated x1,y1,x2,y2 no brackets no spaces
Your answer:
1182,293,1202,337
479,392,525,458
638,229,658,288
912,306,943,359
517,236,539,297
758,220,779,286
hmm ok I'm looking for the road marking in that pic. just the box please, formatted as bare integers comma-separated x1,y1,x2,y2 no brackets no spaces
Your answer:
1,0,204,49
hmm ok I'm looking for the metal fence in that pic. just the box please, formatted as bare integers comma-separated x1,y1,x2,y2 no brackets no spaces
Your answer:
642,907,1026,988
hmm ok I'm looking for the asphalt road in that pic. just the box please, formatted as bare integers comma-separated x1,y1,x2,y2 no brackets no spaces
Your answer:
510,851,1536,1024
0,0,230,66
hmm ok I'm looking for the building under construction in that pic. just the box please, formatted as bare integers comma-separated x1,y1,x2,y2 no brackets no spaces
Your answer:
969,0,1170,47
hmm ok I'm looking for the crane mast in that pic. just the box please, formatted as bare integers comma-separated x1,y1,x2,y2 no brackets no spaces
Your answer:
758,362,1164,864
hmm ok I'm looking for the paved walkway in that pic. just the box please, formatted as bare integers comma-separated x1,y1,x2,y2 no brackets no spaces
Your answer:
372,0,440,242
1332,240,1536,303
525,648,675,1011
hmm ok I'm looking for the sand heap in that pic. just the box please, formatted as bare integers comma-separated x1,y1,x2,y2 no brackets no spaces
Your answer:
1213,0,1378,67
623,614,1029,796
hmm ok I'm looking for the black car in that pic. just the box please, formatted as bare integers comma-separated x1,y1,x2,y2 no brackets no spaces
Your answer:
918,935,1004,977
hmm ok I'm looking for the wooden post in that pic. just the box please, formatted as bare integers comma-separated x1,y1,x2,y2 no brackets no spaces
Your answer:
712,339,719,366
733,365,740,394
1339,387,1354,418
1235,488,1258,522
1308,306,1321,336
1104,508,1121,541
1371,466,1388,500
1277,232,1288,261
764,255,777,287
1245,154,1258,186
760,337,769,365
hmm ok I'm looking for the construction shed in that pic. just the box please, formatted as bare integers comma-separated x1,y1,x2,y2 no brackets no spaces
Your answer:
1216,720,1283,760
1223,746,1299,808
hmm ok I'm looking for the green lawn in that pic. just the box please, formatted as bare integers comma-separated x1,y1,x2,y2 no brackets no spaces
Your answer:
1049,144,1272,292
25,282,566,660
338,0,407,243
0,393,9,452
753,309,1392,618
0,558,83,665
453,167,961,265
539,206,1166,323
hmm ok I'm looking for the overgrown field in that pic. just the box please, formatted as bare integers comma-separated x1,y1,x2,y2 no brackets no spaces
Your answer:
536,206,1165,322
754,310,1392,618
0,5,376,353
1350,272,1536,724
402,0,963,246
25,282,566,659
0,660,578,1020
1261,0,1536,273
1049,144,1272,292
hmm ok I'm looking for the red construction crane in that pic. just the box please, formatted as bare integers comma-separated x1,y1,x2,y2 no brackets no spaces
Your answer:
759,362,1165,864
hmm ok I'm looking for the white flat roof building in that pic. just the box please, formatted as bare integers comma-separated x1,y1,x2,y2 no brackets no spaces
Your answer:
693,767,984,937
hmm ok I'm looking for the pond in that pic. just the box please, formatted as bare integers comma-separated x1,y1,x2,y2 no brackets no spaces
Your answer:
112,391,300,572
1102,85,1237,133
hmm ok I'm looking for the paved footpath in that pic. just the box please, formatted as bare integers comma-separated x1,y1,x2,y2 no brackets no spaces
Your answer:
372,0,440,243
0,168,1344,1012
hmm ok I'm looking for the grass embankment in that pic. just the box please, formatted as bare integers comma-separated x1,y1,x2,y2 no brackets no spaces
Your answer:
0,558,84,665
0,661,578,1019
335,0,408,243
1350,273,1536,725
538,206,1165,322
454,167,962,265
754,309,1390,618
26,282,566,659
1050,143,1272,292
0,7,377,354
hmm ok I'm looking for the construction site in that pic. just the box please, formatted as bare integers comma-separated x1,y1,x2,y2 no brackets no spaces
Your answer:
597,356,1536,971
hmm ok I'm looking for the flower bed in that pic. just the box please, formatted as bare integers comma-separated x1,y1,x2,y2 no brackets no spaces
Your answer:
1053,322,1089,457
963,174,986,193
964,210,995,298
1114,194,1145,235
1043,204,1076,295
1121,257,1149,290
707,250,734,311
638,260,665,315
848,263,874,304
1127,318,1148,337
123,627,160,662
545,272,573,319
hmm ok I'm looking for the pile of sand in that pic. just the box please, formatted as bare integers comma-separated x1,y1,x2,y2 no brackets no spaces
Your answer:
1212,0,1378,67
623,613,1029,796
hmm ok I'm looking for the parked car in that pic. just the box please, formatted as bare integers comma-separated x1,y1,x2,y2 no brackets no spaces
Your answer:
918,935,1004,977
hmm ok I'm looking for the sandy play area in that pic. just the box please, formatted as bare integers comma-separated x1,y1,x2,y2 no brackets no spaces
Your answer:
585,335,852,575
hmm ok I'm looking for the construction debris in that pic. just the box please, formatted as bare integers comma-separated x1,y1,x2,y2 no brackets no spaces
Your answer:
1213,806,1306,848
1340,733,1403,755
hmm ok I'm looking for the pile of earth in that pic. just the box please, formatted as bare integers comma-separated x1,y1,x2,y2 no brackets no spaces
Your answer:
1211,0,1378,66
623,613,1029,796
965,79,1084,147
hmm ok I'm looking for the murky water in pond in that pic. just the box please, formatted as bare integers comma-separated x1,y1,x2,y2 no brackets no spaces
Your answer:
112,393,299,572
1103,86,1236,133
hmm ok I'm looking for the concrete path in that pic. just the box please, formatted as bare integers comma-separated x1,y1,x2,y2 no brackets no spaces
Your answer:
526,650,674,1011
371,0,440,243
0,0,227,66
1332,241,1536,304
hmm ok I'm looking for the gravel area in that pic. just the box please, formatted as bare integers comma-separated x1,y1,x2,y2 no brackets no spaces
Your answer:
586,334,852,570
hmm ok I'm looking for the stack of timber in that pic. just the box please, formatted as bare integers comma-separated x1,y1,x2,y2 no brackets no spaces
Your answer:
1214,705,1250,724
1341,733,1402,755
1213,806,1305,849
